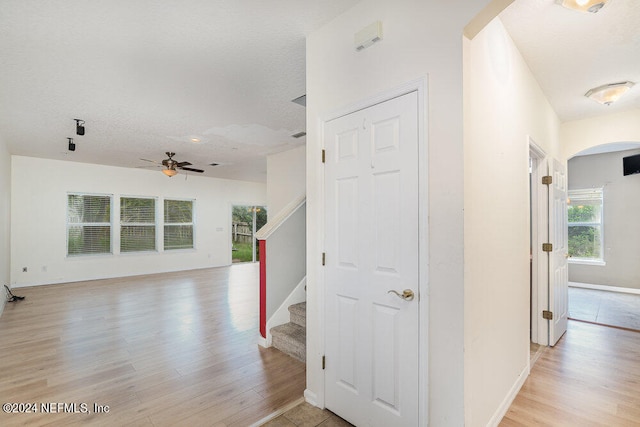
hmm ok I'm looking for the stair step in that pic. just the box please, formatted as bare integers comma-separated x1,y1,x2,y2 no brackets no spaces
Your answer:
288,302,306,328
271,322,306,363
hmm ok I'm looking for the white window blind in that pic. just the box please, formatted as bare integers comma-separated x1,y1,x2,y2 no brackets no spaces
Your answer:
568,188,604,261
164,199,194,250
120,197,156,253
67,194,112,256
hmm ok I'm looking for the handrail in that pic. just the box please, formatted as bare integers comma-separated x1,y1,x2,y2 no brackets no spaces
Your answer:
255,195,305,240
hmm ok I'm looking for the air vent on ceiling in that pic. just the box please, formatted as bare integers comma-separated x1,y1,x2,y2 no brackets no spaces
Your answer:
292,95,306,107
291,132,306,139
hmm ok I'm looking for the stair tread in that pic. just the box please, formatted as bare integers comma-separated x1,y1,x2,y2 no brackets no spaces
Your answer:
271,322,306,362
288,301,306,328
288,301,306,316
271,322,305,342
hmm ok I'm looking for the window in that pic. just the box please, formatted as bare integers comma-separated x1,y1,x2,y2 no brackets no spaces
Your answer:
120,197,156,252
67,194,112,256
164,199,194,250
568,188,603,262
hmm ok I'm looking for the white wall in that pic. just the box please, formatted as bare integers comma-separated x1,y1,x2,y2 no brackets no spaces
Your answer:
561,109,640,159
267,146,306,215
568,149,640,289
266,203,306,319
306,1,494,425
464,17,560,426
10,156,266,287
0,134,10,315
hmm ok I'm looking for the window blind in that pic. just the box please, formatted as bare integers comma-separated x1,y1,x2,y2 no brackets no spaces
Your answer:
164,199,194,250
67,194,112,255
121,197,156,253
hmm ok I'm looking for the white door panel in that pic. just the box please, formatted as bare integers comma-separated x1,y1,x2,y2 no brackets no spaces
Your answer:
324,92,419,426
549,158,568,345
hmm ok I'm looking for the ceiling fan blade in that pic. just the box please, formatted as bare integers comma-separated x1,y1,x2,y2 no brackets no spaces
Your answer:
136,165,162,169
176,161,192,167
179,166,204,173
140,158,161,164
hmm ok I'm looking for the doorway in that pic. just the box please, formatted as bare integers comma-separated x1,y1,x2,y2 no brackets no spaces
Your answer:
231,205,266,263
529,142,548,348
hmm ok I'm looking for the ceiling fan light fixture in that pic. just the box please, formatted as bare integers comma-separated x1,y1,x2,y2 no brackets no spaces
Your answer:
585,81,635,105
162,168,178,177
557,0,610,13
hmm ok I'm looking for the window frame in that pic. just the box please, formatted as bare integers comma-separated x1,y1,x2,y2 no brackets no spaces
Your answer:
567,188,604,265
120,196,158,253
163,198,196,251
66,193,113,257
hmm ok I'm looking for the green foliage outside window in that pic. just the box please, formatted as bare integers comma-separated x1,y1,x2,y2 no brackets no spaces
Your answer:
568,203,601,260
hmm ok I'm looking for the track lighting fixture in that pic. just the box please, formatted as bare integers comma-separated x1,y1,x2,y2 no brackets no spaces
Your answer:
67,137,76,151
74,119,85,136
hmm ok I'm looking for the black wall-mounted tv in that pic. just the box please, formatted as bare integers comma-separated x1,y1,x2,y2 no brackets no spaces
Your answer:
623,153,640,176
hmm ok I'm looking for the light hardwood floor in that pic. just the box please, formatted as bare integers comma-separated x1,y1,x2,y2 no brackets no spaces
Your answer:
501,320,640,426
0,263,305,427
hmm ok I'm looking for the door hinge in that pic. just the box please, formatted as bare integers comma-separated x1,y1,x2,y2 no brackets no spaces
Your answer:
322,149,326,163
542,310,553,320
322,355,326,370
542,175,552,185
542,243,553,252
322,252,326,266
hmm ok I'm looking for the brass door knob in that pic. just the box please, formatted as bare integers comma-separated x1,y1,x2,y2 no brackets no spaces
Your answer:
387,289,415,301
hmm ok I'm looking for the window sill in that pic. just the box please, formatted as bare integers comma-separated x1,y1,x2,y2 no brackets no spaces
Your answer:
568,258,606,266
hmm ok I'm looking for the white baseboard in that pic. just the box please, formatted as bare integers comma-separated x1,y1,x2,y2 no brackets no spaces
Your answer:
304,389,319,407
569,281,640,295
257,336,268,349
487,365,529,427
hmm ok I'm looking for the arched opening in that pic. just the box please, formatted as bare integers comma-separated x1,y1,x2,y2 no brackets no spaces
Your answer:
566,141,640,330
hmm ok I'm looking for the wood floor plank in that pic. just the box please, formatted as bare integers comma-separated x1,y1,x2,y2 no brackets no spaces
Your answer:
501,321,640,426
0,264,305,427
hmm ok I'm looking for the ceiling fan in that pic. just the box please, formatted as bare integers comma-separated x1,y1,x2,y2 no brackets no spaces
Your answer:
140,152,204,177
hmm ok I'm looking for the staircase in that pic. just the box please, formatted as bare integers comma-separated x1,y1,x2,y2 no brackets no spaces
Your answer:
270,302,306,362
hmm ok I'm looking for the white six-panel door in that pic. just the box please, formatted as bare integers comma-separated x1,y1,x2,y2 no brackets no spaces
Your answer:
549,158,569,345
324,91,419,426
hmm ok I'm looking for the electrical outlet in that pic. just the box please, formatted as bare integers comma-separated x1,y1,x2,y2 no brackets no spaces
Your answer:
22,267,27,272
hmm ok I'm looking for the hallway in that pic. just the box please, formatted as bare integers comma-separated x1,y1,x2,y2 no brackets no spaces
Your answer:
502,321,640,426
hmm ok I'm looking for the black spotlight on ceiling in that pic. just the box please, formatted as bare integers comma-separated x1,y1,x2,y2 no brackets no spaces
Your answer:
67,137,76,151
74,119,85,136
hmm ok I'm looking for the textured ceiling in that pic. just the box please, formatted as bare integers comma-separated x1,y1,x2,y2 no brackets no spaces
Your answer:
0,1,638,182
0,0,359,182
500,0,640,123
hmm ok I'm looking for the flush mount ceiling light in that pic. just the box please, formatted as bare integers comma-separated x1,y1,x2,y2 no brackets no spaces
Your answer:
557,0,610,13
585,81,635,105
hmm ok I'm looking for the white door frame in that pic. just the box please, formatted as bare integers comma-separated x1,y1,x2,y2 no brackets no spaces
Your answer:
529,137,549,346
314,78,429,422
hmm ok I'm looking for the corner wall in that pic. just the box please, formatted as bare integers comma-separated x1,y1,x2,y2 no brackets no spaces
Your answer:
10,156,266,287
306,1,494,425
267,145,306,215
464,17,560,426
568,149,640,289
0,134,10,315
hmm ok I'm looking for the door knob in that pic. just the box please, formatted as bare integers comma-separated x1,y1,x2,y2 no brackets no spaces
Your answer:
387,289,415,301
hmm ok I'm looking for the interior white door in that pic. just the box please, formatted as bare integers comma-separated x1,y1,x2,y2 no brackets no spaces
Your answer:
324,91,419,427
548,158,568,345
